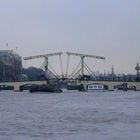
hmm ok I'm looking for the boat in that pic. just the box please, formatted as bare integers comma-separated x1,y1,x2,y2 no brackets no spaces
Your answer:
29,84,62,93
114,83,136,91
86,83,108,91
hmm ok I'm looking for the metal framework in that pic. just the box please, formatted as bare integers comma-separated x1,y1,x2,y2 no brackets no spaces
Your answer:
23,52,63,79
66,52,105,77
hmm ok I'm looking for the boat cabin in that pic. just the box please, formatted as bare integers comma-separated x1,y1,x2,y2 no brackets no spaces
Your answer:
87,83,108,91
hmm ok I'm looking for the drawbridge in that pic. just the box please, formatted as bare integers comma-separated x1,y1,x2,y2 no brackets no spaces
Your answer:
23,51,105,81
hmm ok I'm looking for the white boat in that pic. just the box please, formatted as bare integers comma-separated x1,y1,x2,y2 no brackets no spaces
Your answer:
114,83,136,91
87,83,107,91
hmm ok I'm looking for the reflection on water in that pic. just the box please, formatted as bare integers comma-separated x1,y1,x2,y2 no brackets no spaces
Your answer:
0,90,140,140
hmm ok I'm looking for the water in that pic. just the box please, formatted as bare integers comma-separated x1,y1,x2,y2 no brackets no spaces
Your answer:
0,90,140,140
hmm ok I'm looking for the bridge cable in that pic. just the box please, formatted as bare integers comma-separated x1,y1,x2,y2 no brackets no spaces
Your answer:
83,63,96,79
48,62,60,79
83,62,97,78
65,54,70,78
59,54,64,78
70,68,82,79
39,61,58,79
68,60,81,79
40,61,59,79
40,61,46,70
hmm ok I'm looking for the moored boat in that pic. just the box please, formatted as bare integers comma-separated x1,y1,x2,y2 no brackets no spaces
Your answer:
86,83,108,91
114,83,136,91
29,84,62,93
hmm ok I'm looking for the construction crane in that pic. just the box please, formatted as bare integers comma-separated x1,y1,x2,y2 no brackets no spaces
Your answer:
23,52,63,80
66,52,105,78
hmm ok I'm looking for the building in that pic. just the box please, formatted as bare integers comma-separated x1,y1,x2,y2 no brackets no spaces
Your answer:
0,50,22,81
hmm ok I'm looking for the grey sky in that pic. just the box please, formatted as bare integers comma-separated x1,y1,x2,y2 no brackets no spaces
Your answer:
0,0,140,74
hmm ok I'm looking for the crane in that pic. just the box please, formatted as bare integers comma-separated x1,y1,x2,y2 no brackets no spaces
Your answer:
23,52,63,80
66,52,105,78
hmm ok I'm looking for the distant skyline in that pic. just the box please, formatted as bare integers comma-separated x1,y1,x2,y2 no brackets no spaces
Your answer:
0,0,140,74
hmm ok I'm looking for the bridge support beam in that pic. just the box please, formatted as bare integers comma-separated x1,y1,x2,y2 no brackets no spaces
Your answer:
14,84,20,92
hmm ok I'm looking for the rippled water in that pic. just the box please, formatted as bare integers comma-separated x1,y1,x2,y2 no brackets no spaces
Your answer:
0,90,140,140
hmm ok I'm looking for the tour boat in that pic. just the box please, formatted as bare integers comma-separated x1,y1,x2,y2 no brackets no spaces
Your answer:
114,83,136,91
86,83,108,91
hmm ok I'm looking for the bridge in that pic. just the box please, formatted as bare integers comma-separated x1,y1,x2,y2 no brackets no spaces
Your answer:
0,81,47,91
0,51,139,92
0,80,140,91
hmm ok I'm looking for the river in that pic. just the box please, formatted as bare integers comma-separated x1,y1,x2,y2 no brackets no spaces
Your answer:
0,90,140,140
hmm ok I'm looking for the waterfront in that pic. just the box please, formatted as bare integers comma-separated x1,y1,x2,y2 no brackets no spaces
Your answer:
0,90,140,140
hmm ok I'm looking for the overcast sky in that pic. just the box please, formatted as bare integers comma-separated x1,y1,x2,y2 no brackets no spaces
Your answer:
0,0,140,74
